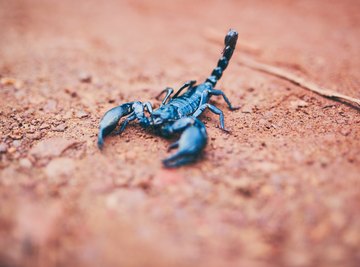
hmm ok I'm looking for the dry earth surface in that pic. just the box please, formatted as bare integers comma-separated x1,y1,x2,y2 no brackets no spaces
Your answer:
0,0,359,266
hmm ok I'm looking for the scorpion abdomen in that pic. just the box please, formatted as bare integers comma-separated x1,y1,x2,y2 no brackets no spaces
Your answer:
170,83,213,117
169,94,199,116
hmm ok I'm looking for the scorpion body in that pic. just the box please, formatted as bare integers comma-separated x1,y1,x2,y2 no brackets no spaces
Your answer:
98,29,239,167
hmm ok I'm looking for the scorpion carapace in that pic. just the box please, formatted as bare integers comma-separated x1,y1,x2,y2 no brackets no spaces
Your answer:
98,29,239,167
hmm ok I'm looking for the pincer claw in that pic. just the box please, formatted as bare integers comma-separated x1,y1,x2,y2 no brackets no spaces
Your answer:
97,102,134,149
162,117,207,168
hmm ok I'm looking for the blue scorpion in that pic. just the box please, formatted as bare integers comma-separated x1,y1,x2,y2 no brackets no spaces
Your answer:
98,29,239,167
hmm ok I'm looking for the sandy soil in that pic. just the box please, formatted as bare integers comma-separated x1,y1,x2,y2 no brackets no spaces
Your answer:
0,0,359,266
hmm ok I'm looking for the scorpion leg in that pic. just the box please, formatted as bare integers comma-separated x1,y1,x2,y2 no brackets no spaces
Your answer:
193,103,229,132
172,80,197,98
155,87,174,106
116,113,136,134
117,100,152,133
156,80,196,105
209,89,240,110
143,101,153,113
162,117,207,168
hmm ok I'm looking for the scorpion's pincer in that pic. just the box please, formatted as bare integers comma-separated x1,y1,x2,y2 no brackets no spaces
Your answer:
97,102,134,149
162,117,208,168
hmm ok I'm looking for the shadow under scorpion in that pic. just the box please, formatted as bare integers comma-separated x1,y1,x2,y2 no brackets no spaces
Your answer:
98,29,239,167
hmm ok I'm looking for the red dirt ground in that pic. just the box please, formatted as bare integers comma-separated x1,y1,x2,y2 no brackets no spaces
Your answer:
0,0,359,266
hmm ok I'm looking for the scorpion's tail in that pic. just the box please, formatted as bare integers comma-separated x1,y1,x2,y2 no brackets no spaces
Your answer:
205,29,238,87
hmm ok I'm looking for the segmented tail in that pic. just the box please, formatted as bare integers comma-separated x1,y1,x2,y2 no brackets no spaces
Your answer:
205,29,238,87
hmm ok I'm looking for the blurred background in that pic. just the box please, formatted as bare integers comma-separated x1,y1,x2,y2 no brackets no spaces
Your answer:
0,0,359,266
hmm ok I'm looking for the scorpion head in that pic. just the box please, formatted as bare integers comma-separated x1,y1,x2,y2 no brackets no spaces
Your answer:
151,106,178,126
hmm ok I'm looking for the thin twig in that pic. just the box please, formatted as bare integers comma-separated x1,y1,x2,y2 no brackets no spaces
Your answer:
203,28,360,109
238,56,360,109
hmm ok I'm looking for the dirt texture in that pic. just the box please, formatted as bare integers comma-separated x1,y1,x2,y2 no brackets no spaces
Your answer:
0,0,360,266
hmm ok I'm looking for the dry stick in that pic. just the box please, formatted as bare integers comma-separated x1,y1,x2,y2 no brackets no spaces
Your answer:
238,56,360,108
203,29,360,108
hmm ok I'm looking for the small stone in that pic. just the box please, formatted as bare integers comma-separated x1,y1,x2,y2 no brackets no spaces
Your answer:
340,128,351,136
63,111,72,119
12,140,22,147
241,104,253,113
260,185,275,197
8,147,17,153
290,99,308,109
43,100,57,113
23,108,35,117
9,122,18,130
9,131,23,140
53,123,67,132
0,143,8,153
54,114,63,121
263,111,273,119
14,115,22,122
19,158,32,168
45,157,75,181
39,123,50,130
0,77,22,88
64,88,78,98
28,132,42,140
254,161,279,172
76,110,89,119
27,125,36,133
30,137,78,158
79,72,92,83
258,118,267,125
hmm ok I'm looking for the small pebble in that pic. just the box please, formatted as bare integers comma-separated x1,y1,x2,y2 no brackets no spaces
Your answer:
8,147,16,153
64,88,78,98
12,140,22,147
63,111,73,119
28,132,42,140
19,158,32,168
45,157,75,181
290,99,308,109
0,143,8,153
259,118,267,125
40,123,50,130
0,77,22,88
79,72,92,83
241,104,253,113
9,131,23,140
76,110,89,119
340,128,351,136
27,125,36,133
53,123,67,132
30,137,78,158
43,100,57,113
54,114,63,121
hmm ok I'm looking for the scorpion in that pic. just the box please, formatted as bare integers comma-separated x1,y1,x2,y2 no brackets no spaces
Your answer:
98,29,239,167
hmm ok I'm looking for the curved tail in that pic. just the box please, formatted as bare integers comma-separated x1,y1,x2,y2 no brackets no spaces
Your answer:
205,29,238,87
